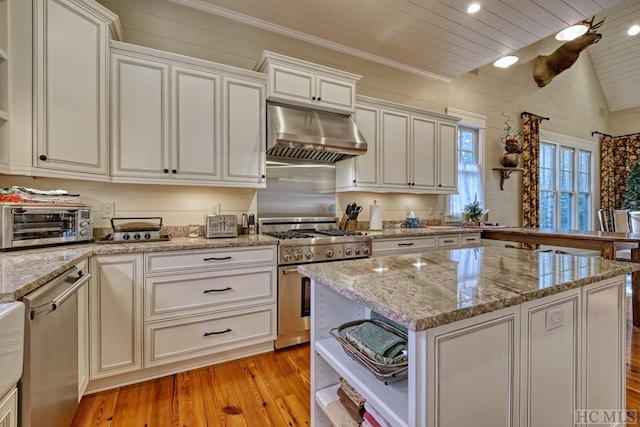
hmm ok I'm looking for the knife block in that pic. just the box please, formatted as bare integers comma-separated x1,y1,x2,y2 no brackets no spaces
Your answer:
345,219,358,231
339,214,349,230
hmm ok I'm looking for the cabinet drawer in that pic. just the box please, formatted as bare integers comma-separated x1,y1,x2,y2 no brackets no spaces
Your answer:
144,305,276,367
459,233,481,247
436,235,460,248
373,237,436,255
145,246,277,274
145,266,276,321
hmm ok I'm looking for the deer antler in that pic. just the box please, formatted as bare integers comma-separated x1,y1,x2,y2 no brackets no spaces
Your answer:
533,17,605,87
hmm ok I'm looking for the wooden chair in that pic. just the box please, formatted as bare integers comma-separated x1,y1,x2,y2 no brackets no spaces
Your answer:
629,211,640,233
597,209,610,232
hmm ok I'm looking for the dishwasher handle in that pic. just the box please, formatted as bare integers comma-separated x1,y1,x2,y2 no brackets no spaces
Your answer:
30,272,92,320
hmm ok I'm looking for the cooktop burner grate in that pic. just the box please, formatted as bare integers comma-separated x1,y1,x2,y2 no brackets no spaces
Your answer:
263,231,315,239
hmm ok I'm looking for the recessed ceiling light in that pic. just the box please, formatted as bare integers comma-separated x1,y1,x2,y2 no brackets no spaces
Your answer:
467,3,481,14
555,24,588,41
493,56,519,68
629,25,640,36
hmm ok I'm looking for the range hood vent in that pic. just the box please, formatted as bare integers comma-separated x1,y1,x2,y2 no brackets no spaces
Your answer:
266,102,367,162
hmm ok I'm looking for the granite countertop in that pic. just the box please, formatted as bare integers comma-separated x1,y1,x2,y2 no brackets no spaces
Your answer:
0,235,279,302
299,246,640,331
366,226,480,238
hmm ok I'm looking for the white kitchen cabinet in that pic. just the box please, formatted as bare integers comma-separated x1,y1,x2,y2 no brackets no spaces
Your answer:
89,254,143,379
223,76,266,184
254,51,360,114
0,387,17,427
372,233,481,256
335,103,379,190
336,96,459,194
33,0,121,179
110,41,266,187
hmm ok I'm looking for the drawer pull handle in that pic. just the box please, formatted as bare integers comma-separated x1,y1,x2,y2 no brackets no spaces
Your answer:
203,256,232,261
398,243,414,246
203,287,232,294
443,240,454,243
204,328,232,337
466,238,476,241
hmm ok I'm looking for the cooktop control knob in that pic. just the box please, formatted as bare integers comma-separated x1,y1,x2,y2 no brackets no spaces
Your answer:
293,251,302,260
325,248,334,258
133,233,141,240
363,246,370,255
283,252,291,262
122,234,130,240
345,247,353,256
305,250,313,260
144,233,151,240
355,247,361,255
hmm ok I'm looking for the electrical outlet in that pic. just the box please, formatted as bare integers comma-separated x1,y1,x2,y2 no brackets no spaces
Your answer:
209,202,219,215
545,308,564,331
102,202,115,219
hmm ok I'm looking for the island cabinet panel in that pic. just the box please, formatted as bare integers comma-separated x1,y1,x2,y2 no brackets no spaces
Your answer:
425,307,519,427
519,290,580,427
582,278,626,426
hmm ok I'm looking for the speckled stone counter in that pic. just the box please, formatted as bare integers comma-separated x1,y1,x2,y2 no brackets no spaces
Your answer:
0,234,278,302
366,226,479,239
299,245,640,331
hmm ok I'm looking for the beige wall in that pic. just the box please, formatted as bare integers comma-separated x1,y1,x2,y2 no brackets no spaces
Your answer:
1,0,610,228
609,106,640,136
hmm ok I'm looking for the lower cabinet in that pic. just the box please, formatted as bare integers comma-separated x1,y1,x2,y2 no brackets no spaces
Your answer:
372,233,481,256
0,387,17,427
87,246,277,389
89,254,144,379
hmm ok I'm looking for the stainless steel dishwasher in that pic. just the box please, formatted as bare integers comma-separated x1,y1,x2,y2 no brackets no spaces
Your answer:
20,260,91,427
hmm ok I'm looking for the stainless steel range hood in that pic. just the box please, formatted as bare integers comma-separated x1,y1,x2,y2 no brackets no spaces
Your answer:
266,102,367,162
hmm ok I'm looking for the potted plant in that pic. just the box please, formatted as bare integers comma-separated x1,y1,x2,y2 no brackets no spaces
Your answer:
463,196,484,226
500,113,522,167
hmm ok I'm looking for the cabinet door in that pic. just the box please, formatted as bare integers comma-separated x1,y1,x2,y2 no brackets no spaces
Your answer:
520,291,580,427
33,0,109,176
438,121,458,192
582,278,625,427
89,254,143,379
353,105,379,187
268,64,314,105
381,110,410,188
316,74,355,112
0,387,17,427
171,65,221,181
110,53,170,179
411,115,437,189
222,76,266,185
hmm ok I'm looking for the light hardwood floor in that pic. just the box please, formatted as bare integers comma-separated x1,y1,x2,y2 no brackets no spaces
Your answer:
73,298,640,426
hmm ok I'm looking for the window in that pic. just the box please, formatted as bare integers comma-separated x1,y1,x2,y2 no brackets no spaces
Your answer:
539,131,594,231
445,108,486,221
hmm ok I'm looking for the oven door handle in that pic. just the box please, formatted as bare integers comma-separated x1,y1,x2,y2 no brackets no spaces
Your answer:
282,267,301,274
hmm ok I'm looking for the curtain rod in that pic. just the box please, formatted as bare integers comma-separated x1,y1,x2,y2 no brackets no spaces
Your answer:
592,130,640,138
520,111,549,121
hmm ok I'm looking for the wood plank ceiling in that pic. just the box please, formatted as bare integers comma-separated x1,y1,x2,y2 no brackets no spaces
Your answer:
171,0,638,111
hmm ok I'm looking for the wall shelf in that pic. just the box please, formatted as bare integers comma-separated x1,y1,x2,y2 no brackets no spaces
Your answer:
493,167,524,190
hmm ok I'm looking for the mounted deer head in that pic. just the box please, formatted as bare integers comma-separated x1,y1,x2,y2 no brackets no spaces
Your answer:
533,17,605,87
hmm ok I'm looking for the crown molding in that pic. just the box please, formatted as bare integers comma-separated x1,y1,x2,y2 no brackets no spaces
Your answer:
167,0,452,84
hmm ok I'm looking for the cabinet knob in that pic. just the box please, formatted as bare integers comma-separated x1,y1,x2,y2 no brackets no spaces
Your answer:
261,174,266,179
317,97,321,101
353,179,356,184
163,169,169,173
411,183,415,186
438,184,442,187
311,96,316,100
171,169,177,174
39,155,47,161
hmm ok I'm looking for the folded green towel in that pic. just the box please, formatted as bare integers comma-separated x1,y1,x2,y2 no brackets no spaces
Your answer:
349,322,406,358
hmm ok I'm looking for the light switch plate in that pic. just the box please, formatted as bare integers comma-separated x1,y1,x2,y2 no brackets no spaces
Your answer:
209,202,219,215
546,308,564,331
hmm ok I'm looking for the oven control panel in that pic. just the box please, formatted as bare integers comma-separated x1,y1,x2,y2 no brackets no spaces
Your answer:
279,241,372,265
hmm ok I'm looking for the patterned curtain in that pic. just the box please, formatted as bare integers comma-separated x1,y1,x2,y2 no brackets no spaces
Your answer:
601,134,640,211
521,113,542,228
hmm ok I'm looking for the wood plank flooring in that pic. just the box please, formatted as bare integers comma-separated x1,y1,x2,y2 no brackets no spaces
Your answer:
74,298,640,426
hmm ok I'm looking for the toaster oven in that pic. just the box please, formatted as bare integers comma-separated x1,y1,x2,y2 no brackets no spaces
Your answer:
0,205,93,249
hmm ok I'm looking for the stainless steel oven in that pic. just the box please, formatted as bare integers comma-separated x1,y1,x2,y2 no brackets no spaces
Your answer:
260,217,372,349
0,205,93,249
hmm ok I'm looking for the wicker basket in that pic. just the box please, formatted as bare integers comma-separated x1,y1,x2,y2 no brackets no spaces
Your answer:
330,319,408,384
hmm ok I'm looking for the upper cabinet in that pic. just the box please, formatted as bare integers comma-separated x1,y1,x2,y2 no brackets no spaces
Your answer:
110,42,266,188
33,0,122,179
254,51,360,114
336,96,459,194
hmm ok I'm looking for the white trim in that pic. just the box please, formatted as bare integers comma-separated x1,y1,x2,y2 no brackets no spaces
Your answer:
445,108,487,129
540,129,596,151
167,0,452,84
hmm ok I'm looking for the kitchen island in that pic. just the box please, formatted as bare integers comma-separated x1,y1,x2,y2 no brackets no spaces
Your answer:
300,246,640,427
